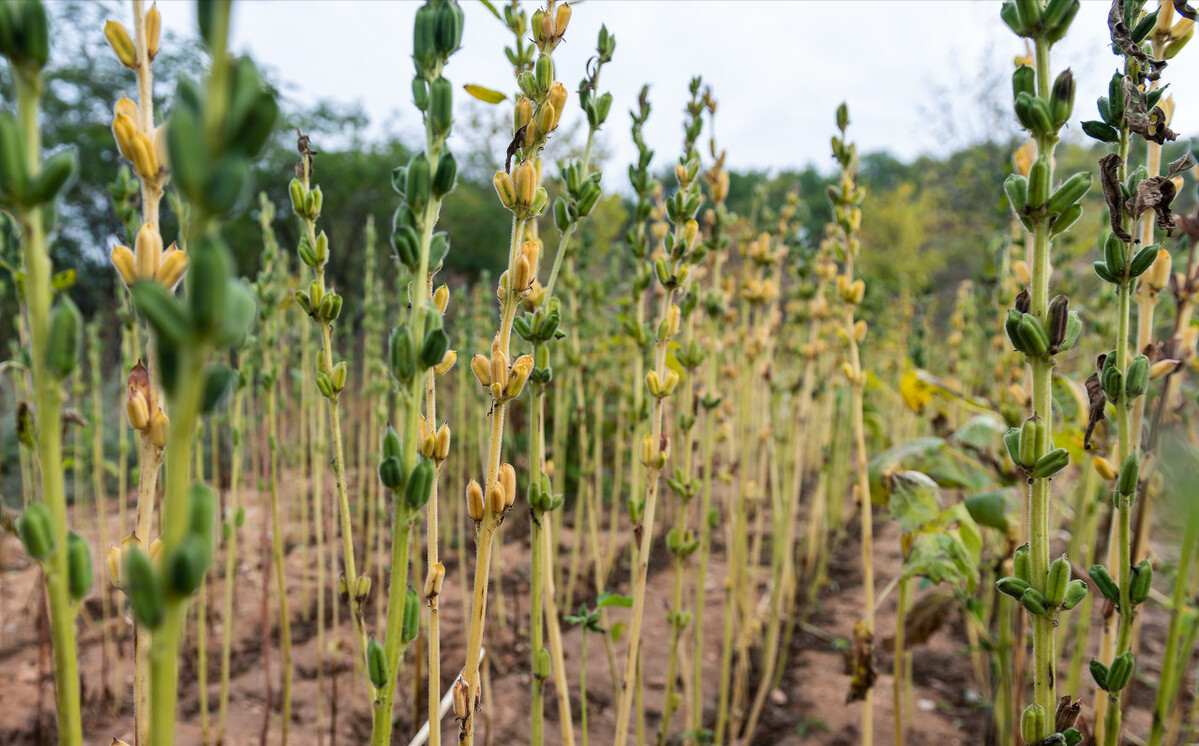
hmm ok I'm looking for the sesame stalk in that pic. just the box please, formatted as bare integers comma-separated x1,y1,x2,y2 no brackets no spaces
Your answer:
613,77,709,746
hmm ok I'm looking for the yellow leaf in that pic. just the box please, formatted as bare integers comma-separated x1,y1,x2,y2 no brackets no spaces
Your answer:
463,84,507,105
900,369,934,414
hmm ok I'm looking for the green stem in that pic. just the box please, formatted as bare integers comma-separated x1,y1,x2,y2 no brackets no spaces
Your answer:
1147,507,1199,746
15,66,84,746
266,349,292,746
372,505,413,745
216,384,245,746
530,376,546,746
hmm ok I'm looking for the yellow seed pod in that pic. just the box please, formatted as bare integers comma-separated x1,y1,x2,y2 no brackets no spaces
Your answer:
134,223,162,280
646,370,662,397
675,163,688,187
154,245,188,290
507,355,534,398
499,462,517,508
417,413,429,445
666,304,681,337
514,161,537,212
152,124,169,174
434,349,457,376
433,284,450,314
493,170,516,209
1012,139,1036,177
149,408,169,449
536,102,556,136
854,319,868,343
119,534,142,580
682,219,699,250
490,350,510,393
421,434,436,460
547,83,568,129
104,20,137,68
114,95,138,125
130,131,159,180
661,369,680,396
466,479,485,522
112,114,138,161
513,255,532,293
1150,359,1179,379
435,424,451,462
554,3,571,37
145,4,162,61
639,434,655,467
841,362,857,384
470,353,491,387
515,96,533,132
1147,248,1173,292
126,389,150,431
453,674,471,720
487,481,506,515
1156,0,1175,33
1092,457,1118,481
110,244,136,287
424,562,446,599
850,279,866,305
148,537,163,562
106,545,123,590
354,574,372,602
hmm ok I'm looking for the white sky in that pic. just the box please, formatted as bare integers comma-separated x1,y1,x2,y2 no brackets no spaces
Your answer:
157,1,1199,174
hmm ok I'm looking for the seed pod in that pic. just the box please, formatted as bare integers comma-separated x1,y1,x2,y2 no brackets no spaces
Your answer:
1013,544,1031,583
1046,555,1071,606
424,562,445,599
1018,313,1049,357
1125,355,1149,400
500,463,517,509
1012,65,1035,100
402,586,421,643
1050,69,1075,126
1090,658,1110,691
381,424,402,460
432,151,458,196
412,2,437,68
407,154,431,213
420,328,451,370
534,53,553,92
1005,309,1026,352
405,458,435,511
1004,173,1029,215
1061,579,1088,610
452,673,471,720
1116,454,1139,497
1047,295,1069,351
379,456,404,490
997,576,1031,599
1092,457,1117,481
1106,650,1133,691
1104,232,1126,281
165,534,210,596
1130,559,1152,605
434,0,464,54
1001,1,1026,36
1021,704,1047,745
145,3,161,59
188,483,214,544
103,19,137,68
67,532,93,600
466,479,484,522
1128,245,1158,279
1090,564,1119,603
188,237,232,338
1050,203,1083,238
123,546,163,628
389,326,417,383
45,296,82,379
367,637,388,689
1019,416,1040,468
1004,427,1023,465
26,148,77,205
1031,448,1070,480
18,503,55,561
1021,587,1049,616
1028,156,1050,208
1047,172,1091,216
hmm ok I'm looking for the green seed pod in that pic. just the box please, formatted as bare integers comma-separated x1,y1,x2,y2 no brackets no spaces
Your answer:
378,456,404,491
435,0,464,55
202,156,247,214
188,237,232,339
331,360,347,392
412,79,429,113
1104,232,1126,281
420,328,450,369
1046,555,1071,606
997,576,1031,599
534,647,551,679
432,151,458,196
392,225,420,268
131,281,191,344
1019,416,1040,468
1029,97,1053,136
1106,650,1134,691
405,458,435,511
577,180,602,217
1130,559,1152,605
26,149,77,205
1129,245,1158,278
413,3,437,69
430,78,453,138
1014,543,1031,583
1090,659,1110,691
1061,578,1088,610
406,154,431,214
535,53,553,93
1021,587,1049,616
1090,564,1119,603
1004,174,1029,215
17,0,49,69
1021,704,1046,745
1018,314,1049,357
1082,119,1120,143
123,546,164,628
1093,260,1117,284
66,531,92,601
1046,172,1091,216
1108,72,1125,124
1101,364,1123,403
401,586,421,643
316,371,333,398
289,178,306,216
1125,355,1149,400
1130,8,1159,43
1004,427,1023,465
1117,453,1139,497
382,424,402,460
1043,0,1078,31
0,112,28,203
1063,728,1083,746
367,637,389,689
1058,310,1082,352
1032,448,1070,480
18,503,55,561
188,483,215,544
1000,1,1027,36
1014,91,1036,130
552,196,570,232
389,326,417,383
1050,69,1075,126
1012,65,1036,100
1005,309,1026,352
45,296,82,380
1028,156,1050,208
166,534,210,596
297,236,317,269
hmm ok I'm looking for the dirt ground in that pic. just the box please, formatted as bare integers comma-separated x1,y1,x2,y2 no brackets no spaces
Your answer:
0,468,1190,746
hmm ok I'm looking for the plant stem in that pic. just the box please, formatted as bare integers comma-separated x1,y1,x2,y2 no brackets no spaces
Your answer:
216,382,245,746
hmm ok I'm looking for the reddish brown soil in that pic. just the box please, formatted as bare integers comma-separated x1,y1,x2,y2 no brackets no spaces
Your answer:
0,471,1189,746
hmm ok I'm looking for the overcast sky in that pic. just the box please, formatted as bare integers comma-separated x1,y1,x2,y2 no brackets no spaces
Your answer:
156,1,1198,175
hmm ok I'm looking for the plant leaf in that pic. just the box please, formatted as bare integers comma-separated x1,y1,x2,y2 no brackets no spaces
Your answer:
479,0,502,20
887,470,941,534
464,84,507,105
597,592,632,609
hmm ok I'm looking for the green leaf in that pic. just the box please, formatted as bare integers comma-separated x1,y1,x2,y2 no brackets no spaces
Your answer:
479,0,502,20
964,489,1016,534
887,470,941,533
597,592,632,609
51,269,76,292
464,84,507,105
950,415,1006,454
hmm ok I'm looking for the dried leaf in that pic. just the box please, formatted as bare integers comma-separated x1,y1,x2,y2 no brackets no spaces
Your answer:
1176,0,1197,21
1099,153,1130,241
846,620,877,703
1109,0,1167,80
1084,371,1106,451
1123,77,1178,144
901,589,956,648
